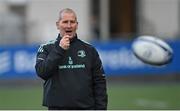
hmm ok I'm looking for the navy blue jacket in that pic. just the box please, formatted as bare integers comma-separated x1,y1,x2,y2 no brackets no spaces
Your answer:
35,34,107,109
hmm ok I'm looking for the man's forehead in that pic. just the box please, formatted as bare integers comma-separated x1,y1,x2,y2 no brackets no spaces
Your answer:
61,13,77,20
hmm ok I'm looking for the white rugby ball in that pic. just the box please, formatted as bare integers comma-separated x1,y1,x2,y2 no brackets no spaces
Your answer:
132,35,173,66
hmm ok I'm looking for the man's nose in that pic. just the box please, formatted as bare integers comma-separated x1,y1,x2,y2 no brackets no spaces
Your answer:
67,22,72,27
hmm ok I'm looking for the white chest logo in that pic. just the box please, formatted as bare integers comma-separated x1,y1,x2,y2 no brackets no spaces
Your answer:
77,50,86,58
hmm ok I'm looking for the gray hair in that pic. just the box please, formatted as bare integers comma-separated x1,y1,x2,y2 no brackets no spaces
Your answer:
58,8,77,21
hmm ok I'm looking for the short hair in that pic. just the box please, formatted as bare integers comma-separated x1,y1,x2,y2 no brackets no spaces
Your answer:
58,8,77,21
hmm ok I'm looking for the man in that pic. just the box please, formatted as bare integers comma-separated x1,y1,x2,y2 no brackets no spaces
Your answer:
35,8,107,110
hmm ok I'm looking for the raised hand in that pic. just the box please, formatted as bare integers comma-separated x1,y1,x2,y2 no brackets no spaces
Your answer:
59,35,71,50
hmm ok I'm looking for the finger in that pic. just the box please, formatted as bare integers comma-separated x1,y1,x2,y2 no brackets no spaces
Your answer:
63,39,69,44
63,36,70,42
62,37,69,41
65,43,70,49
66,42,70,47
63,35,71,39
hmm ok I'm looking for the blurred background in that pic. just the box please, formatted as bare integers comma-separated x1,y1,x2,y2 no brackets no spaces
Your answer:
0,0,180,110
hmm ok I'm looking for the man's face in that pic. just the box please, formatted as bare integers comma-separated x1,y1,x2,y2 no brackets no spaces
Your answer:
56,12,78,39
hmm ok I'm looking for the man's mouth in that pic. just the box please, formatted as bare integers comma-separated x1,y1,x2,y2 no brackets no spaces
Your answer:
65,30,73,34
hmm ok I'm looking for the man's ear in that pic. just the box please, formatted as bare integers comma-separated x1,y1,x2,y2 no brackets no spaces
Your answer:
56,21,59,29
76,22,78,29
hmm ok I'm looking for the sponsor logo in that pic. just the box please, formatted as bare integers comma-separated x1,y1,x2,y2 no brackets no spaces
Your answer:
68,56,73,64
59,64,85,69
59,56,85,69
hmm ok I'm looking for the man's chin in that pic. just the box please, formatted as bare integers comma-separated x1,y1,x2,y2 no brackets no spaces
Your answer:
67,34,75,38
62,33,75,38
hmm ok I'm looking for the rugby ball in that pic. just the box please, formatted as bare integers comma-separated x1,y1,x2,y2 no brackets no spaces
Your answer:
132,35,173,66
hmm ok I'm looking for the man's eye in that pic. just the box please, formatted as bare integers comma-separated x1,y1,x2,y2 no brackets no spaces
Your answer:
63,21,68,23
70,21,76,23
62,21,76,24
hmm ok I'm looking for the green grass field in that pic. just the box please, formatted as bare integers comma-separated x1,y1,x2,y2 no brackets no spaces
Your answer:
0,83,180,110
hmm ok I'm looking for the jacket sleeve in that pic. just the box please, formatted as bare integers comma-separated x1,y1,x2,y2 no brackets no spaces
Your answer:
92,47,108,110
35,43,65,80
